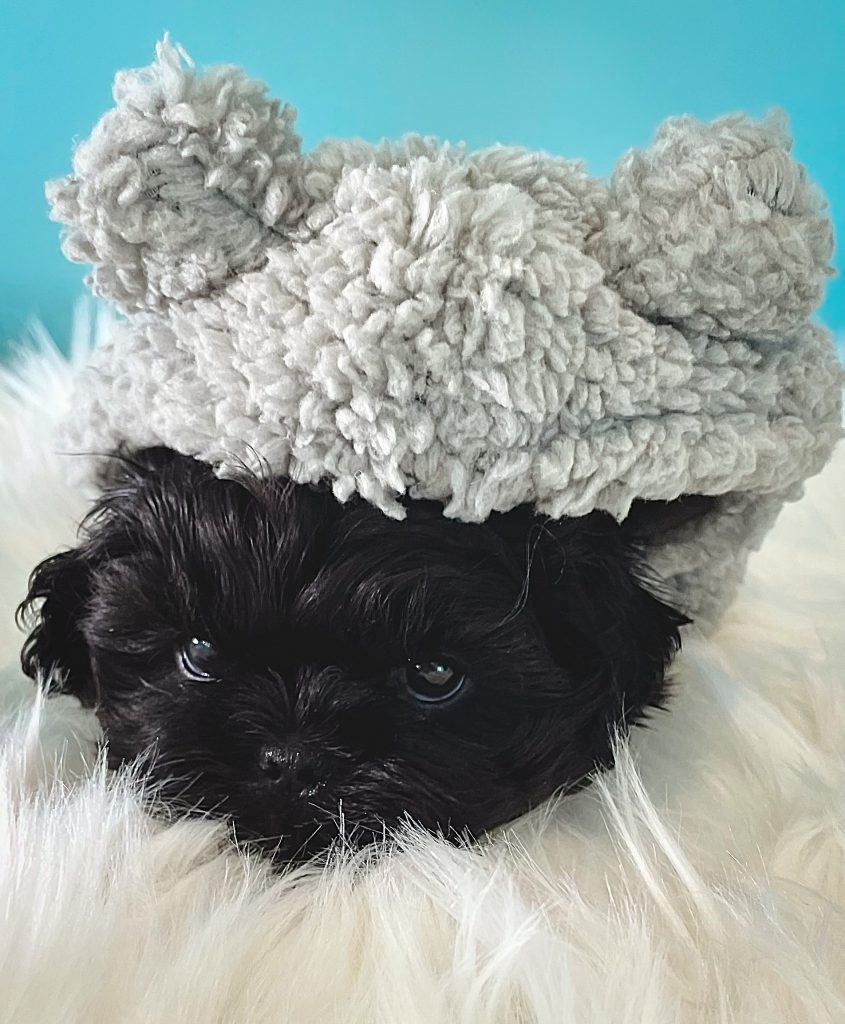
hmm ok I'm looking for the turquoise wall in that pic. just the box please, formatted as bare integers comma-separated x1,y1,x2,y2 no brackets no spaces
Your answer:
2,0,843,351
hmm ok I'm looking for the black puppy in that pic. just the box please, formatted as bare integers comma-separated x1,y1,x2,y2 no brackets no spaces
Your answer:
18,447,700,863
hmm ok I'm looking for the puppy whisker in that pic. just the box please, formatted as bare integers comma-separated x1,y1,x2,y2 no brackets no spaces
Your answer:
136,675,174,699
290,822,329,862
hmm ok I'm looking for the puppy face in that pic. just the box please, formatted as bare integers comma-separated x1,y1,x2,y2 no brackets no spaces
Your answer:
19,448,692,863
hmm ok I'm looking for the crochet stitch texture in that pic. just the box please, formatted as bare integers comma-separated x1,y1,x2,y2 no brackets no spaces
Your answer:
47,37,843,624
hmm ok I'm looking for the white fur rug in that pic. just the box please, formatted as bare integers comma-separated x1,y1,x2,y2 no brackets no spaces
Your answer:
1,308,843,1023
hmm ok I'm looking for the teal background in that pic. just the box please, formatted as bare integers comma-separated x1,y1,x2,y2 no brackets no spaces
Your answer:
1,0,843,352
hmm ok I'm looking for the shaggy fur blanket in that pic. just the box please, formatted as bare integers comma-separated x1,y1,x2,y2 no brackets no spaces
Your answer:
0,313,843,1023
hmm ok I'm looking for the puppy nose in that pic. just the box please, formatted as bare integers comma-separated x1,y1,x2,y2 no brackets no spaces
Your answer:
258,744,320,788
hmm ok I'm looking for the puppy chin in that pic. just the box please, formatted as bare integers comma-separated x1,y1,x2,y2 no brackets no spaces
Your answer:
18,446,691,863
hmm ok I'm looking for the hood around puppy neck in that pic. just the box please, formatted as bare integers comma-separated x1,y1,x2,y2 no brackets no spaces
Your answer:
48,37,843,625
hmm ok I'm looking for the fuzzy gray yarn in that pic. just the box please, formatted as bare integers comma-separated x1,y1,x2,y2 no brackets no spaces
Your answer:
48,37,843,625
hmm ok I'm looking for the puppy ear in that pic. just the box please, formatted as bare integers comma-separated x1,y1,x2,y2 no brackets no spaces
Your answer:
489,506,687,753
17,547,98,706
17,446,210,707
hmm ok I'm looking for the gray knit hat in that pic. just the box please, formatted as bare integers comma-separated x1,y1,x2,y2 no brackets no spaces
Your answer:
48,38,843,626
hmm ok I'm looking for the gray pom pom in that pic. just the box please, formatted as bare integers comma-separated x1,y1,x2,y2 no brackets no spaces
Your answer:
46,36,311,312
587,110,835,341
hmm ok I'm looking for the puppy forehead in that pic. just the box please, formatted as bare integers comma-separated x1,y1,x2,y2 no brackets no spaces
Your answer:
176,474,497,573
150,475,519,636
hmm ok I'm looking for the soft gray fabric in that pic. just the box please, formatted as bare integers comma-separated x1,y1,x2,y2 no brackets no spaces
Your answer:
47,37,843,624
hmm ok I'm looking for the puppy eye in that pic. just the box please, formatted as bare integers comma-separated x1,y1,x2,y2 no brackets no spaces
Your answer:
395,660,468,704
178,637,224,681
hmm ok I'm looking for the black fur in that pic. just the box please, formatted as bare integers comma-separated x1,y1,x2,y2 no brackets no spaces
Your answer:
18,447,695,864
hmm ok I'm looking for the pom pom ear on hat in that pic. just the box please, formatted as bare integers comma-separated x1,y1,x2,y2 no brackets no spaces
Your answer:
45,35,312,313
587,110,835,341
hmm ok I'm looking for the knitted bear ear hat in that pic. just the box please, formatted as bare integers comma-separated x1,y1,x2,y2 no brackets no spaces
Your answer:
48,37,842,626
